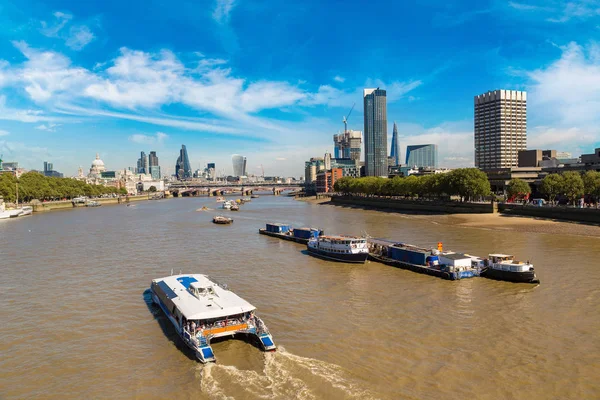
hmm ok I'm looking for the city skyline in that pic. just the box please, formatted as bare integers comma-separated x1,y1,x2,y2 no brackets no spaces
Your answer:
0,0,598,176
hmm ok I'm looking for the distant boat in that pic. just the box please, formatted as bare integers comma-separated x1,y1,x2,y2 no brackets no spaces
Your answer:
222,201,232,210
18,206,33,216
230,203,240,211
86,200,101,207
213,215,233,224
216,196,225,203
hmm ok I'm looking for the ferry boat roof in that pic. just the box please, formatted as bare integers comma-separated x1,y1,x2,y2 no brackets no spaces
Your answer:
489,253,513,258
152,274,255,320
440,252,471,260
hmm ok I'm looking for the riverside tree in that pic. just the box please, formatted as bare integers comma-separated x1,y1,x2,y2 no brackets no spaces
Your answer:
582,171,600,202
561,171,585,205
540,174,563,204
0,171,122,203
506,178,531,200
332,168,490,200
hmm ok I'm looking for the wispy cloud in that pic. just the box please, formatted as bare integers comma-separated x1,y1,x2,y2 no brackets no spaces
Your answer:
35,123,61,132
66,25,95,50
333,75,345,83
275,157,286,161
40,11,72,37
39,11,95,50
128,132,169,145
213,0,236,23
0,130,9,136
508,0,600,23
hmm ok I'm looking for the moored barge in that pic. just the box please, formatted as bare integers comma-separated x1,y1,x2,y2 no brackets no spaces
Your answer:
368,239,480,280
258,223,322,244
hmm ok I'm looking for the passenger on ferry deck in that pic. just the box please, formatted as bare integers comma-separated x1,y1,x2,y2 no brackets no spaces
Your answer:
191,321,196,332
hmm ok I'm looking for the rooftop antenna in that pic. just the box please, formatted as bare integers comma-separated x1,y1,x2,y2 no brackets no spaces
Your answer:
342,103,355,134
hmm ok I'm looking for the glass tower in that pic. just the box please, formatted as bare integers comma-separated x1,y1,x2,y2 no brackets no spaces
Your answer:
405,144,438,168
175,145,192,180
232,155,246,177
390,122,400,167
363,88,388,177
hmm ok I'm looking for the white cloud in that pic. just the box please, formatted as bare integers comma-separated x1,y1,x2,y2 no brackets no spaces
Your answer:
35,123,61,132
66,25,95,50
275,157,286,161
527,42,600,126
0,130,9,136
333,75,345,83
128,132,169,145
0,95,65,123
213,0,236,23
508,1,600,23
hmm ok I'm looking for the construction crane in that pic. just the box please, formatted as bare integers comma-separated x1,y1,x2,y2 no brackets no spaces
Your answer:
342,103,355,134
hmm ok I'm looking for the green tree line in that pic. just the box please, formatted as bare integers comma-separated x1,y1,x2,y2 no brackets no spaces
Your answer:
333,168,492,201
0,171,127,203
539,170,600,205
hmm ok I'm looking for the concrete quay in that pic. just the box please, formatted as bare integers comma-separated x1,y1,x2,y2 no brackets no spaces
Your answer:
31,194,166,213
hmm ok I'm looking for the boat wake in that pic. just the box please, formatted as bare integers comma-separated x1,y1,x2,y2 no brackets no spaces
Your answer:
197,346,379,400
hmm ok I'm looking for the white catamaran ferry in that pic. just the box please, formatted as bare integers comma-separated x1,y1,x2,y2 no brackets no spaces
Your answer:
150,274,276,362
307,235,369,263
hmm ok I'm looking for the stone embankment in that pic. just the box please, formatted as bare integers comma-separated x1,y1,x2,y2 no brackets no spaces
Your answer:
31,195,165,212
498,203,600,224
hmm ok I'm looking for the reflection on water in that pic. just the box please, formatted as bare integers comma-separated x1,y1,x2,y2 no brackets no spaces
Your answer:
0,195,599,399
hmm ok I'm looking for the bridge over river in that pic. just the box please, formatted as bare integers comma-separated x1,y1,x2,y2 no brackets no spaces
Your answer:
168,183,302,197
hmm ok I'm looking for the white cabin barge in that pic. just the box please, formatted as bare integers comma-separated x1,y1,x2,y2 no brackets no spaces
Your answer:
150,274,276,363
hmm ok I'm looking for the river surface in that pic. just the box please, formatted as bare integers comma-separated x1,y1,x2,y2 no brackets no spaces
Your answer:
1,195,599,399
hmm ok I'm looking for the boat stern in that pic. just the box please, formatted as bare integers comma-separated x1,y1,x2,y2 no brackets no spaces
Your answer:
258,333,276,351
197,346,216,363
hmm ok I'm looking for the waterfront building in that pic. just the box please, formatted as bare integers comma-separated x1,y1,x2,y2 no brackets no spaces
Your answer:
232,155,247,177
390,122,400,167
405,144,438,168
324,152,332,170
474,90,527,170
316,168,343,193
175,145,192,180
363,88,388,177
556,151,572,159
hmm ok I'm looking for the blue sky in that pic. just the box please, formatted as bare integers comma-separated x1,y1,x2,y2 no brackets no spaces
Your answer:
0,0,599,177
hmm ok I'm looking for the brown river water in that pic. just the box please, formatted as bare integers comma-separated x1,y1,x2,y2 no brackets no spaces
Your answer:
1,195,599,399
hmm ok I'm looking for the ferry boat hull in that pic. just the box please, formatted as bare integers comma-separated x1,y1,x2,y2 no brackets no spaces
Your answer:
307,245,368,264
481,268,539,284
368,253,455,280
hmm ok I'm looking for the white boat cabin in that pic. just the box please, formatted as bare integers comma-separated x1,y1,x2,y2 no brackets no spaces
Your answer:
488,254,533,272
310,235,368,254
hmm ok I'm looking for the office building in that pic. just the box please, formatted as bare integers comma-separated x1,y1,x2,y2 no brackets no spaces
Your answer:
1,161,18,170
363,88,388,177
390,122,400,166
147,151,160,179
175,145,192,180
474,90,527,170
405,144,438,168
43,161,63,178
316,168,343,193
331,158,361,178
206,162,216,180
232,155,247,177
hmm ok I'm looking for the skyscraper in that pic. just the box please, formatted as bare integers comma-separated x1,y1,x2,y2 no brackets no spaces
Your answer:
363,88,388,177
207,162,216,180
405,144,438,168
474,90,527,170
175,145,192,180
137,151,148,174
147,151,161,180
232,155,247,177
390,122,400,166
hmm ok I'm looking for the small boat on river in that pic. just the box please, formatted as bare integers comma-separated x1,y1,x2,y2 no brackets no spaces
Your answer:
481,254,539,284
258,223,322,244
86,200,101,207
307,235,369,263
213,215,233,224
222,201,232,210
230,203,240,211
150,274,276,363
